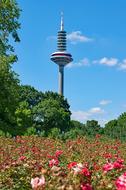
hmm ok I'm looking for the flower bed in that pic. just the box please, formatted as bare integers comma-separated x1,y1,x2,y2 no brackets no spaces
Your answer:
0,136,126,189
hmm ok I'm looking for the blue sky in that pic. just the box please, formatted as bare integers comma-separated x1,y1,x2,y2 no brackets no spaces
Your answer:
13,0,126,126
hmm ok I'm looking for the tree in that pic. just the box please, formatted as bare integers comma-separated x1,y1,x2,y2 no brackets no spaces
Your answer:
118,112,126,127
17,89,71,135
15,85,45,135
104,119,118,138
64,121,86,139
69,120,86,134
117,112,126,140
0,55,19,132
0,0,20,54
19,85,43,108
15,101,32,135
0,0,21,132
104,113,126,140
33,95,71,133
85,120,101,136
43,91,71,115
70,120,84,129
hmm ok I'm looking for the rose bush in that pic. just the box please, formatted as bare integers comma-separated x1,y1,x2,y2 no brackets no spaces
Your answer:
0,135,126,189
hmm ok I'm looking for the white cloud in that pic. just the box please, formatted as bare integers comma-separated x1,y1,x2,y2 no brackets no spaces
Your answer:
66,57,126,71
71,110,90,121
97,118,108,127
71,107,105,123
94,57,118,67
89,107,105,114
67,31,93,44
99,100,112,106
118,59,126,70
67,58,89,68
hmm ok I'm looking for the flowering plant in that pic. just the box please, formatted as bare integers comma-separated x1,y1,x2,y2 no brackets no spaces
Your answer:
0,136,126,189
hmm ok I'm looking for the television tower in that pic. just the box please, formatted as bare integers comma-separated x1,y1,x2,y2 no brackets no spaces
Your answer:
50,13,73,95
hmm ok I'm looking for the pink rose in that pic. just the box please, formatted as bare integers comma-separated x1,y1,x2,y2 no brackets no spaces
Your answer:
81,183,93,190
55,150,63,157
49,158,59,168
81,167,91,177
117,158,124,164
115,172,126,190
19,156,26,161
113,161,123,169
103,158,124,173
31,176,45,189
103,162,114,173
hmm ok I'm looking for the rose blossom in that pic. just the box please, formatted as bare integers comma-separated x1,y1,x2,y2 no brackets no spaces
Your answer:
55,150,63,157
68,162,91,176
31,176,45,189
19,156,26,161
68,162,77,169
103,159,124,173
103,162,114,173
113,161,123,169
73,163,83,173
115,172,126,190
81,167,91,177
68,162,83,174
81,183,93,190
49,158,59,168
117,158,124,164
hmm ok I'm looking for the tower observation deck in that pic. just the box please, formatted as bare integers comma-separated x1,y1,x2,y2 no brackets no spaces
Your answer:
50,13,73,95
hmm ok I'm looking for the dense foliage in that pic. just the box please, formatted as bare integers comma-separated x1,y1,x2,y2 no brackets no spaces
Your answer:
14,86,71,136
0,135,126,189
0,0,20,54
0,55,19,134
104,112,126,141
0,0,20,134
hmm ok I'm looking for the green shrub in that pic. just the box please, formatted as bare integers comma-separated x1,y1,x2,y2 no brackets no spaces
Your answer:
48,128,61,139
24,127,37,136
